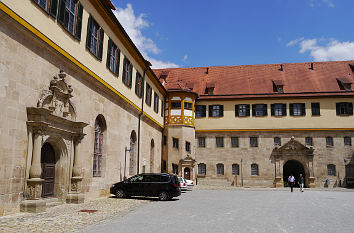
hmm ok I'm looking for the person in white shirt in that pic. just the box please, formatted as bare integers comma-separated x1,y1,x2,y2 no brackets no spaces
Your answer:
288,175,295,192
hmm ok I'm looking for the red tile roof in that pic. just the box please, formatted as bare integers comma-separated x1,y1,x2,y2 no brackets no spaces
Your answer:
153,61,354,99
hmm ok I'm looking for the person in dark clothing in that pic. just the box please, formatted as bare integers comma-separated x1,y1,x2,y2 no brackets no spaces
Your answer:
288,174,295,192
299,174,304,192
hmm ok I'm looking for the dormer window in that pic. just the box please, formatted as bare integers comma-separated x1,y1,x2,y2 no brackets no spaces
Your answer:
272,80,284,93
337,77,352,91
186,82,194,91
205,82,215,95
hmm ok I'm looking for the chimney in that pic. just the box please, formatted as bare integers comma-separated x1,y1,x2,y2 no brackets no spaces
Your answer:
280,64,283,72
310,63,314,70
206,67,209,74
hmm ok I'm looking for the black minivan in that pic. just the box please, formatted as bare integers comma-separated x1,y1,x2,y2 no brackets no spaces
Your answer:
110,173,181,201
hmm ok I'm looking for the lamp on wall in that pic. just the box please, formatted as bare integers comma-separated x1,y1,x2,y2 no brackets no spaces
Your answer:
124,146,132,180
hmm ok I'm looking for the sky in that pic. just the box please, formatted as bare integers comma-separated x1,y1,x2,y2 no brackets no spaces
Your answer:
111,0,354,69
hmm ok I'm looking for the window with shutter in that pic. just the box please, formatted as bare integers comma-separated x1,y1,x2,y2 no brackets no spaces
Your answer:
252,104,267,117
122,57,133,87
86,15,103,59
209,105,224,117
236,104,250,117
135,72,143,97
336,102,353,116
290,103,305,116
33,0,50,13
145,83,152,106
311,103,320,116
195,105,206,117
106,38,120,76
57,0,83,39
154,92,159,113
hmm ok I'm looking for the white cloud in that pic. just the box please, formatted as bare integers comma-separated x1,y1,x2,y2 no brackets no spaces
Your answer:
183,55,188,62
310,0,335,8
286,37,304,47
287,38,354,61
114,4,178,69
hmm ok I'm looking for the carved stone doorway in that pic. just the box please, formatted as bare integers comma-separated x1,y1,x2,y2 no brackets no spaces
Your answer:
184,167,191,180
41,143,56,197
283,160,305,187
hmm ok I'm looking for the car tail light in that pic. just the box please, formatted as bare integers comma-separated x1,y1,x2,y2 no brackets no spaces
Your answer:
191,182,193,184
183,183,186,186
173,183,178,187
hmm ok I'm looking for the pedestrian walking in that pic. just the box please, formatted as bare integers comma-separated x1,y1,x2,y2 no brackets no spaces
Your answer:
299,174,304,192
288,174,295,192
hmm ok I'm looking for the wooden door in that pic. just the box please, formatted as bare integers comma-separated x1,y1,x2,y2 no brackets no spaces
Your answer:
184,167,190,180
41,143,56,197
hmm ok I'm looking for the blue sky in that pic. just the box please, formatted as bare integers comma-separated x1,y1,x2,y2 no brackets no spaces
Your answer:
111,0,354,69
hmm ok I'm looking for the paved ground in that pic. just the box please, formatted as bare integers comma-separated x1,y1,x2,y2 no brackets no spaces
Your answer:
84,188,354,233
0,197,150,233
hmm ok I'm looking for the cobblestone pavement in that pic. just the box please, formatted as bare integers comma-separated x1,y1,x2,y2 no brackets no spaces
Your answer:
86,188,354,233
0,196,150,233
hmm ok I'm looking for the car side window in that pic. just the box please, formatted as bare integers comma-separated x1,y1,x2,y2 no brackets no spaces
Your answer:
161,175,169,183
130,175,143,183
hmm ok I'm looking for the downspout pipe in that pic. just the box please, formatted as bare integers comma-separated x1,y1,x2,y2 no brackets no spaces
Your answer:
137,69,146,175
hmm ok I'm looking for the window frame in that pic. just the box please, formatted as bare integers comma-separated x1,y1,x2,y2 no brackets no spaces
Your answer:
290,103,306,116
271,103,287,116
344,136,352,146
336,102,353,116
198,163,206,175
153,92,159,113
327,164,336,176
135,71,143,98
198,137,206,148
251,164,259,176
326,136,334,147
106,38,120,76
274,137,281,146
86,14,104,60
209,105,224,117
252,104,267,117
311,102,320,116
235,104,250,117
231,137,239,148
93,117,104,177
250,137,258,147
216,163,224,175
232,164,240,175
172,138,179,149
145,83,152,106
185,141,191,152
195,105,206,118
216,137,224,148
305,137,313,147
122,57,133,88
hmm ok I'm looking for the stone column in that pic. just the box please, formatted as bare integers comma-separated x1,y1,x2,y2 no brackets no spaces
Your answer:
27,132,44,199
274,159,283,187
308,159,316,188
67,136,84,204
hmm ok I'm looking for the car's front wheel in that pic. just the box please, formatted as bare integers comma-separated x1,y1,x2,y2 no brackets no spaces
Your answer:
158,191,169,201
115,189,125,198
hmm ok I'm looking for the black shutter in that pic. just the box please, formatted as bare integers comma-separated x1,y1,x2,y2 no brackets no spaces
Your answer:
301,103,306,116
75,2,83,40
289,104,294,116
106,38,112,69
129,64,133,87
49,0,58,18
263,104,268,116
123,57,127,82
86,15,93,49
219,105,224,117
116,48,120,76
209,105,213,117
235,105,239,116
246,104,250,116
98,28,104,60
282,104,287,116
271,104,275,116
252,104,256,116
202,105,206,117
336,103,340,115
57,0,66,26
349,102,353,115
63,6,69,28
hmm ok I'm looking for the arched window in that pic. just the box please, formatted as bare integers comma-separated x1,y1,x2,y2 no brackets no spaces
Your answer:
129,131,136,175
327,164,336,176
251,163,259,176
150,139,154,172
216,163,224,175
93,116,105,177
198,163,206,175
232,164,239,175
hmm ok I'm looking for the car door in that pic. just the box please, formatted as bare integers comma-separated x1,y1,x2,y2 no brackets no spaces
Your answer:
125,175,143,196
143,175,160,197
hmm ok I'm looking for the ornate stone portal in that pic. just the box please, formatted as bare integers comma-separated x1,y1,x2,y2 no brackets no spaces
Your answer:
21,71,87,212
272,137,315,188
179,155,196,180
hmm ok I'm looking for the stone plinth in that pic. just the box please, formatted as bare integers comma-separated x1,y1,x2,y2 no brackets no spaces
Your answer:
274,177,283,188
26,178,44,200
66,176,84,204
20,199,46,213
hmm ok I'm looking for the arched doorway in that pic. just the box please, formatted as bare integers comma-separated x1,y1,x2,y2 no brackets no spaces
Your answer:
184,167,191,180
41,142,56,197
283,160,305,187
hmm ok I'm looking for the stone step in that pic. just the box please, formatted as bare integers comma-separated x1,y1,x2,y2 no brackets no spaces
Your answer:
44,198,63,207
197,178,232,186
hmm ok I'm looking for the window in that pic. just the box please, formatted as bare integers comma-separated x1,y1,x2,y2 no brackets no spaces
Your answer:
198,137,206,148
184,102,193,110
271,104,287,116
145,83,152,106
205,87,214,95
154,92,159,113
305,137,313,146
290,103,305,116
274,137,281,146
122,57,133,87
209,105,224,117
171,102,181,109
135,72,143,97
326,136,333,147
172,138,179,149
216,163,224,175
346,164,354,178
216,137,224,148
327,164,336,176
86,15,104,59
93,116,104,177
336,102,353,116
232,164,239,175
231,137,239,148
161,100,164,117
198,163,206,175
251,164,259,176
34,0,59,18
172,164,178,174
185,141,191,152
344,136,352,146
57,0,83,39
250,137,258,147
195,105,206,118
252,104,267,117
106,38,120,76
235,104,250,117
311,103,320,116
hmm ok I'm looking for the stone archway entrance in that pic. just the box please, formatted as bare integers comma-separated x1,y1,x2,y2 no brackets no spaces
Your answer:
184,167,191,180
283,160,305,187
41,143,56,197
